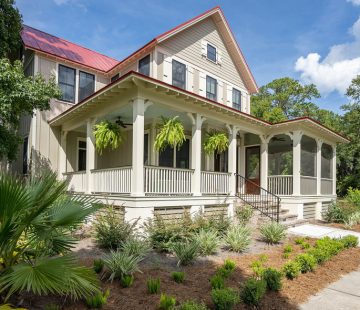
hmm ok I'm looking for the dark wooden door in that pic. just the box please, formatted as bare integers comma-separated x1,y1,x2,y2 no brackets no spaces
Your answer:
245,146,260,194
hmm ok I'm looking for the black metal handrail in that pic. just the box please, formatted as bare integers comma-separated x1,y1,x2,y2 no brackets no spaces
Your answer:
235,173,280,222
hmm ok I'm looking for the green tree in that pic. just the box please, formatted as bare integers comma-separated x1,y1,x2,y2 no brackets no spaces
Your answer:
0,58,61,161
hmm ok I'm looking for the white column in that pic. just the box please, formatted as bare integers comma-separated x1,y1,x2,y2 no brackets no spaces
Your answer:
86,118,96,194
227,125,238,195
58,130,68,178
131,98,145,196
316,139,323,195
190,113,204,196
260,137,268,190
332,145,337,195
292,131,302,196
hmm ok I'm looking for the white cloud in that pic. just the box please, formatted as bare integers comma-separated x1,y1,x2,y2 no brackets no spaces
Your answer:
347,0,360,6
295,17,360,95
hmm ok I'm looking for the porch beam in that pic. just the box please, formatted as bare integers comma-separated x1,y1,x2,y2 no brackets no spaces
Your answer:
292,130,303,195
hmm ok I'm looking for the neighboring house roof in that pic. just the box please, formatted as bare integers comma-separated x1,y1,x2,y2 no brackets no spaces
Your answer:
21,25,120,72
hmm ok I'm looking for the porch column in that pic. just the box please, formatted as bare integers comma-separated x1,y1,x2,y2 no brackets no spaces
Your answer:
292,130,302,195
332,145,337,195
58,130,68,178
86,118,96,194
227,125,239,195
260,136,269,190
316,139,323,195
131,98,145,197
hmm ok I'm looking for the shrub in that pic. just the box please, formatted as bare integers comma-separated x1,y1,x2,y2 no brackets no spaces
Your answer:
94,205,137,250
262,268,282,291
93,259,104,274
85,289,110,309
211,288,239,310
210,274,225,289
147,278,161,294
224,225,251,252
178,300,207,310
340,235,359,248
159,293,176,310
193,228,221,256
171,242,200,266
171,271,185,283
121,238,151,261
235,205,253,224
120,274,134,288
282,261,301,279
295,253,317,273
259,221,287,244
240,278,266,306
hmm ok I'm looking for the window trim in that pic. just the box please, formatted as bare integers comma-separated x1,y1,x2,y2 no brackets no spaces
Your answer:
206,75,217,101
138,54,151,76
58,64,76,103
78,70,95,102
206,43,217,63
172,59,186,90
76,137,87,172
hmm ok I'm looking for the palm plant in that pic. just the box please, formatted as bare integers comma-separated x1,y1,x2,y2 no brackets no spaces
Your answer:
93,120,124,154
203,130,229,155
0,171,100,300
154,116,186,151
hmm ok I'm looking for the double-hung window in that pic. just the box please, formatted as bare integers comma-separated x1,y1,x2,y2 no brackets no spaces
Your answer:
58,65,76,103
206,75,217,101
232,88,241,111
207,43,217,62
139,54,150,76
172,60,186,89
78,71,95,102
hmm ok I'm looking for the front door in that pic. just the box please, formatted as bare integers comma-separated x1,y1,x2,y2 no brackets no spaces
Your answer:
245,146,260,194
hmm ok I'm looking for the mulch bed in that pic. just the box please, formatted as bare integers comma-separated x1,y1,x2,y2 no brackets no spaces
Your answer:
17,237,360,310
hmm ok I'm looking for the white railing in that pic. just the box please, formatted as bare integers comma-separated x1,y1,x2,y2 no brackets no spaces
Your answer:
144,166,193,195
321,178,333,195
63,171,87,192
268,175,293,195
201,171,231,195
92,166,132,194
301,176,317,195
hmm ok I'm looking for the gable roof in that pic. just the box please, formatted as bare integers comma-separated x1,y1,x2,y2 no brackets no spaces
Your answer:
21,25,120,72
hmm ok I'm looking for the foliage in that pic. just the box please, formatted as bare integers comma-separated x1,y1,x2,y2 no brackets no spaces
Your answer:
224,225,251,252
259,221,287,244
103,251,141,282
94,205,137,250
211,288,240,310
240,278,266,306
282,261,301,280
155,116,186,152
295,253,317,273
235,205,253,224
0,171,100,300
203,130,229,155
171,271,185,283
262,268,282,291
0,58,61,161
159,293,177,310
171,241,200,266
340,235,359,248
85,289,110,309
120,274,134,288
93,259,104,274
178,300,208,310
121,238,151,261
93,120,124,154
210,275,225,289
193,229,221,256
147,278,161,294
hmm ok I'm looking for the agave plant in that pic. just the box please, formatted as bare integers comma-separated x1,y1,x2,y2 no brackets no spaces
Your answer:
203,130,229,155
154,116,186,151
0,171,101,300
93,120,124,154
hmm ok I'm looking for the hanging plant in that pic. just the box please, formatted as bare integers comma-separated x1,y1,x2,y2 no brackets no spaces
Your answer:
154,116,186,151
203,130,229,155
93,120,125,154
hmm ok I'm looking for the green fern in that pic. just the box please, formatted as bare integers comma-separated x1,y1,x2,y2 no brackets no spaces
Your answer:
203,130,229,155
93,120,124,154
154,116,186,151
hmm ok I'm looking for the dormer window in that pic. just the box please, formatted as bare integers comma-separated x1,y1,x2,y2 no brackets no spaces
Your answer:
207,44,217,62
139,54,150,76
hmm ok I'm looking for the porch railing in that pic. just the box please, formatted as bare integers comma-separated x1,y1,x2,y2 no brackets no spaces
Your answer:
201,171,231,195
92,166,132,194
63,171,87,192
321,178,333,195
144,166,193,195
268,175,293,195
301,176,317,195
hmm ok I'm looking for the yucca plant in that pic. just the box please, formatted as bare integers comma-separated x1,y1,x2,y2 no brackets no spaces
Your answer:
203,130,229,155
154,116,186,151
93,120,124,154
0,171,100,301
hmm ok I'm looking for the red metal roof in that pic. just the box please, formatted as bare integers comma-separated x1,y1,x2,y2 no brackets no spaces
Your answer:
21,25,120,72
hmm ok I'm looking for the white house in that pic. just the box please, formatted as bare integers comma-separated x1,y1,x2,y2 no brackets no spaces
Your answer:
12,6,348,225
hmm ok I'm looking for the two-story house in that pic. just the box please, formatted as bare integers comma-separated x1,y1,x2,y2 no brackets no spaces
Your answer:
13,6,348,225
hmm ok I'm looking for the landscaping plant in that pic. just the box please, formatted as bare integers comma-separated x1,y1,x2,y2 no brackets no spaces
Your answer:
155,116,186,151
224,225,251,252
282,261,301,280
159,293,177,310
93,120,124,154
295,253,317,273
240,278,266,306
262,268,282,291
259,221,287,244
171,241,200,266
171,271,185,283
85,289,110,309
193,228,221,256
210,274,225,289
147,278,161,294
93,259,104,274
178,300,208,310
211,288,240,310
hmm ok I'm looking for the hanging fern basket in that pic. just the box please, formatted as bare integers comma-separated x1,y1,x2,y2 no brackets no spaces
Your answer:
154,116,186,152
203,130,229,155
93,120,125,155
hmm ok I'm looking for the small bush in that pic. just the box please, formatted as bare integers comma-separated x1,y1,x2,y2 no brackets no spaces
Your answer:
193,228,221,256
282,261,301,280
159,293,176,310
93,259,104,274
211,288,240,310
295,253,317,273
86,289,110,309
147,278,160,294
235,205,253,224
210,274,225,289
178,300,207,310
340,235,359,248
171,271,185,283
172,242,200,266
262,268,282,291
120,274,134,288
224,225,251,252
240,278,266,306
121,238,151,261
259,221,287,244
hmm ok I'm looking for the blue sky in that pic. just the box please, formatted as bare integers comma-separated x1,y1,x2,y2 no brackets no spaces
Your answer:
17,0,360,113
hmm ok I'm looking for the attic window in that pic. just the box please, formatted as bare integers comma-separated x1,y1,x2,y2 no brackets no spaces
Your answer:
207,44,217,62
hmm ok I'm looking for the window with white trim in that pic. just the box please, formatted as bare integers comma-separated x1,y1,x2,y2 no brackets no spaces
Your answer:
58,64,76,103
232,88,241,111
207,43,217,62
206,75,217,101
172,60,186,89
